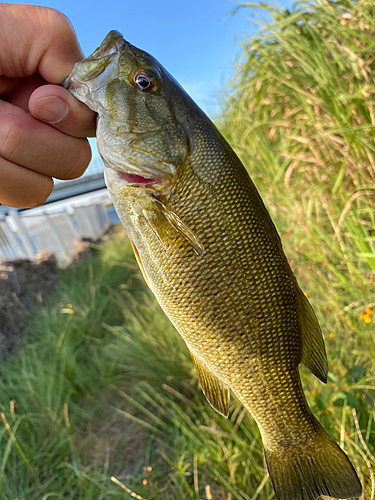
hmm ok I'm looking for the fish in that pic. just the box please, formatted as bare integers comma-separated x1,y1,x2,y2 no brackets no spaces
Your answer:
62,31,362,500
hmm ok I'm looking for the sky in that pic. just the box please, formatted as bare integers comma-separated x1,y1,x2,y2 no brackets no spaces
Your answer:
10,0,293,115
9,0,292,166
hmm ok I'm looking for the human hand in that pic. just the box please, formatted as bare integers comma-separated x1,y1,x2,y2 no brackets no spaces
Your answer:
0,4,97,209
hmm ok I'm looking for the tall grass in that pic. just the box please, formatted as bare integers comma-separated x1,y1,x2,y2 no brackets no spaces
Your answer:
0,0,374,498
0,230,271,499
224,0,375,278
219,0,375,496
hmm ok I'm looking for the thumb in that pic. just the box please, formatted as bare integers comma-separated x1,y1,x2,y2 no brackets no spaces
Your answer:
29,84,97,138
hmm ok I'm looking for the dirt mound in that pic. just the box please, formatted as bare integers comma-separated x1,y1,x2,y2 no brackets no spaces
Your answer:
0,252,60,356
0,224,116,357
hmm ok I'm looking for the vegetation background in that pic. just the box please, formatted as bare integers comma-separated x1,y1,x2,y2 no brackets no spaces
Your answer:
0,0,374,498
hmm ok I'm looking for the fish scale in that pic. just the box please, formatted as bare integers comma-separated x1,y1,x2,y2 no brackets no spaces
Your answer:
63,30,362,500
131,155,314,444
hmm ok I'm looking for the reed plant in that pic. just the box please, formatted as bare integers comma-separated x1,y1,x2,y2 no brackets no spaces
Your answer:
0,0,374,498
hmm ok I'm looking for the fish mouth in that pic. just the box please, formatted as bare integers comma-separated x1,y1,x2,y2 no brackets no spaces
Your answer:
105,166,170,190
117,171,165,186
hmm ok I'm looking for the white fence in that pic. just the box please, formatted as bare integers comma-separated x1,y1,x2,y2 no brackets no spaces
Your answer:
0,201,111,264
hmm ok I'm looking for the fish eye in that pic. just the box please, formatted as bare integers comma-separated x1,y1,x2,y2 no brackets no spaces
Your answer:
133,70,157,93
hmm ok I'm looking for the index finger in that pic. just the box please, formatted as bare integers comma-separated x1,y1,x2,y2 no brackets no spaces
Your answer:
0,4,83,83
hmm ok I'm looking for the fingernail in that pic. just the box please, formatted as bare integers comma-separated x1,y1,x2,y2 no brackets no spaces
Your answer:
32,96,69,124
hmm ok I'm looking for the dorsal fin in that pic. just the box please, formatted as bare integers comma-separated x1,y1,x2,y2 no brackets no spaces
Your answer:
190,351,230,417
298,288,328,383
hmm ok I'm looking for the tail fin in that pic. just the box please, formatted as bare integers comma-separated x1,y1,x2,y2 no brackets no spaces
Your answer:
264,426,362,500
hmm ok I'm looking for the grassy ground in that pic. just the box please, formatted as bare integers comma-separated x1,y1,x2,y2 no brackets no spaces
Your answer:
1,0,375,498
0,229,271,500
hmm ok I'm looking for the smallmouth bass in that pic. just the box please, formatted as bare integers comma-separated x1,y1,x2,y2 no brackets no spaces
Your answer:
63,31,362,500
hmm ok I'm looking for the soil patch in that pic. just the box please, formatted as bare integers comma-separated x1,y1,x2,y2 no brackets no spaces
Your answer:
0,252,60,356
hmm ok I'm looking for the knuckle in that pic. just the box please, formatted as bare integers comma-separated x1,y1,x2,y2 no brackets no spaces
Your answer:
0,115,25,161
25,178,53,208
22,6,73,45
42,7,72,34
43,8,77,49
61,141,91,180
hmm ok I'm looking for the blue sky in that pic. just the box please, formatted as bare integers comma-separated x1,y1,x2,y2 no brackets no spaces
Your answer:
11,0,291,116
10,0,292,166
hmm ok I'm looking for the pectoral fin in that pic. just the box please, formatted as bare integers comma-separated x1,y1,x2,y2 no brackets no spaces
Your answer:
190,352,229,417
151,197,205,255
298,288,328,383
162,206,205,255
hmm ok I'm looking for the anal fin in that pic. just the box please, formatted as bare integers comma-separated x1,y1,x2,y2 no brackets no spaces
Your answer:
190,352,229,417
298,287,328,383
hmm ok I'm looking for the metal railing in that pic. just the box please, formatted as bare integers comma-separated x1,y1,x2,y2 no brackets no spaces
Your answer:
47,157,106,204
0,200,112,264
